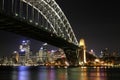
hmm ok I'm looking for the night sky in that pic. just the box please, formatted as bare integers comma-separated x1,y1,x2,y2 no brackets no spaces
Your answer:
0,0,120,56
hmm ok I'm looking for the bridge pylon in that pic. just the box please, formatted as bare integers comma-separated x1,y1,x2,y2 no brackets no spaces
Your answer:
64,48,80,67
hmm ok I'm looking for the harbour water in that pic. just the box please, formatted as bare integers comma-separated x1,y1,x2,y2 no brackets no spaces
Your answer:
0,66,120,80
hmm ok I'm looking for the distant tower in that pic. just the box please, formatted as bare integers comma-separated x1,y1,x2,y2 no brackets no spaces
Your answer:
79,38,87,63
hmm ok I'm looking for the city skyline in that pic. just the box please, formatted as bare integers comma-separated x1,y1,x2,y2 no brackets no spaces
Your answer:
0,0,120,56
0,31,58,56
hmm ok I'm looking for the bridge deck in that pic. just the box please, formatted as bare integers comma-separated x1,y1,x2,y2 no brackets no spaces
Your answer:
0,13,79,50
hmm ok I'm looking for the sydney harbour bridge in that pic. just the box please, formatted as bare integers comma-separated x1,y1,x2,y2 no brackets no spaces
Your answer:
0,0,82,66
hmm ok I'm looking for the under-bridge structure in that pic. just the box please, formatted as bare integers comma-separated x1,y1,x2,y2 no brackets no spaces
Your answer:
0,0,81,66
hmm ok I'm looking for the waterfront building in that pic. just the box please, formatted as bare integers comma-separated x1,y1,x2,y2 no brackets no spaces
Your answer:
11,51,19,63
42,43,48,63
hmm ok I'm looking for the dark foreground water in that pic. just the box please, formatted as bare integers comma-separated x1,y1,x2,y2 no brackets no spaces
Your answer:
0,66,120,80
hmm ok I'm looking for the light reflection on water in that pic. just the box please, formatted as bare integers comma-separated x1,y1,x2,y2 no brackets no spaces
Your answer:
0,66,120,80
18,70,30,80
12,66,30,80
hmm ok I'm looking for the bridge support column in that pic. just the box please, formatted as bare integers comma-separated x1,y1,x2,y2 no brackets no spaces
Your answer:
64,49,80,67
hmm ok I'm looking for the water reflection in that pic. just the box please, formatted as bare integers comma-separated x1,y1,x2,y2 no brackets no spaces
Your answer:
66,67,108,80
38,68,55,80
87,67,107,80
80,67,88,80
12,70,17,80
38,67,48,80
37,67,68,80
56,69,68,80
12,66,30,80
8,66,120,80
18,70,30,80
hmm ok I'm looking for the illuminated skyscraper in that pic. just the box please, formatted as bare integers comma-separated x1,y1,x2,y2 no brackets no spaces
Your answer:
37,47,44,63
79,38,87,64
19,40,30,62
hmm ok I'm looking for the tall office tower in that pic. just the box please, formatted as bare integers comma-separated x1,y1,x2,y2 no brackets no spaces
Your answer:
37,47,44,63
42,43,48,63
79,38,87,64
42,48,48,63
19,40,30,62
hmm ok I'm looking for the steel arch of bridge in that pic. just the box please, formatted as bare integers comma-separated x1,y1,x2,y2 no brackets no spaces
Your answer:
22,0,78,46
0,0,80,66
0,0,78,46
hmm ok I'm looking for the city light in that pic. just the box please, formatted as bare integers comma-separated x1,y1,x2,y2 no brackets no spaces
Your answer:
20,49,25,52
40,47,43,50
22,40,25,43
43,43,47,46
